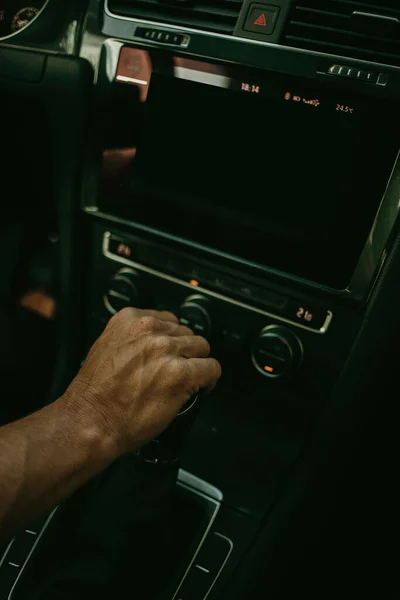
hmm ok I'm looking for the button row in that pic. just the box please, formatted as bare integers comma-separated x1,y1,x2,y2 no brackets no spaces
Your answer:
135,27,189,46
110,238,287,312
328,64,388,86
107,237,331,332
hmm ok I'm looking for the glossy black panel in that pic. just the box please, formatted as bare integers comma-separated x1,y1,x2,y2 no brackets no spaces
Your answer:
98,47,399,290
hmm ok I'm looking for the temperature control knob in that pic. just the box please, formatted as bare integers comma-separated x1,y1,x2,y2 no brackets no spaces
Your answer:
252,325,303,378
104,268,139,314
179,295,211,338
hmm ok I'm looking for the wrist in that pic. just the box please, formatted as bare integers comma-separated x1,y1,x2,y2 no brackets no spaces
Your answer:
57,387,122,465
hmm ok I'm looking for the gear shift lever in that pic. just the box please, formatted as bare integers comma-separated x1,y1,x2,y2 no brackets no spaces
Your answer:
136,392,202,465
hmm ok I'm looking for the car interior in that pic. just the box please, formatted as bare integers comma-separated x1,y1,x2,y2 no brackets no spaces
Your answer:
0,0,399,598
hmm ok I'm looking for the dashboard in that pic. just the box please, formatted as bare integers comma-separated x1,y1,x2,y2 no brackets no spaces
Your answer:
1,0,400,598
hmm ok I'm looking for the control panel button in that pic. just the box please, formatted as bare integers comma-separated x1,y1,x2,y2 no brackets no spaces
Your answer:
244,4,280,35
179,295,211,338
104,269,139,315
252,325,303,378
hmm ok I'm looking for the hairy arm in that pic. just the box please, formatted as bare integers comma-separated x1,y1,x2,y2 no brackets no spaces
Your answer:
0,392,117,543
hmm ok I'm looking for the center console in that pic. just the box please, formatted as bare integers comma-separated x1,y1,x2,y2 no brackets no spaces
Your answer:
80,3,400,596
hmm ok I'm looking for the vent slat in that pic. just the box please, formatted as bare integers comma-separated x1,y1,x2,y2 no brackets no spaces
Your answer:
108,0,244,34
283,0,400,66
290,20,400,46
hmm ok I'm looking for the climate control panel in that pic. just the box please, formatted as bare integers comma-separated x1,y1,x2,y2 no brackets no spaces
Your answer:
95,245,340,384
87,224,360,395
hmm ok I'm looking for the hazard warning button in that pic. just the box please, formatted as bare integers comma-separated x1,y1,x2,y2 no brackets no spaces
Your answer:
244,4,280,35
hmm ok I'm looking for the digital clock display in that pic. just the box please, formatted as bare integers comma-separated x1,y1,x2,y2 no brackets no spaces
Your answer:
241,82,260,94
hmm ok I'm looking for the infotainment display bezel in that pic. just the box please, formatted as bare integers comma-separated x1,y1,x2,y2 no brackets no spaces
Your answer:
84,38,400,302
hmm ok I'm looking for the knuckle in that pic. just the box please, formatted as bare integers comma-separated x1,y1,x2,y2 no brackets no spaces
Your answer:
136,315,159,333
148,334,172,355
108,307,136,327
118,306,136,319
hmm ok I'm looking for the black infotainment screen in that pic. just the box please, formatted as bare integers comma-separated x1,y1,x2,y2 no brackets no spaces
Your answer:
104,48,399,289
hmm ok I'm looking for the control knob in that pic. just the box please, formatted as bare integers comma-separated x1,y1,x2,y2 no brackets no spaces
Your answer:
179,295,211,338
104,268,139,314
252,325,303,378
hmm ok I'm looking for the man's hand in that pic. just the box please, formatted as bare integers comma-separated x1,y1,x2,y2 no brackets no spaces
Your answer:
65,308,221,455
0,307,221,540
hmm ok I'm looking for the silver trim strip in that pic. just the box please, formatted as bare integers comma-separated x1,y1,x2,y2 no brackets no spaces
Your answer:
178,469,223,503
203,533,234,600
0,541,14,569
177,392,200,417
116,75,148,85
8,507,59,600
174,473,222,600
352,11,400,25
103,232,333,335
348,149,400,299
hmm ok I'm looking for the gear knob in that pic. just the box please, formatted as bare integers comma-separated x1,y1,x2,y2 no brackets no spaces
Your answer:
136,392,202,465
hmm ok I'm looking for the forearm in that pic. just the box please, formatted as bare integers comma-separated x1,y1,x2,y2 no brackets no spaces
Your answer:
0,393,118,542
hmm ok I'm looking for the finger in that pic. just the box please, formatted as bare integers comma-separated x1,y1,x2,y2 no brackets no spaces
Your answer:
110,307,178,328
134,309,179,323
169,324,194,337
176,336,210,359
151,321,194,337
188,358,222,392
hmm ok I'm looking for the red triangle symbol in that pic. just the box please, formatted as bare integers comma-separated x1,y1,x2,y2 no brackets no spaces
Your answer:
254,12,267,26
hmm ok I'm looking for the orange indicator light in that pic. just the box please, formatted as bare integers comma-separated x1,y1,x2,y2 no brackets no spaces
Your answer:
264,365,274,373
190,279,199,287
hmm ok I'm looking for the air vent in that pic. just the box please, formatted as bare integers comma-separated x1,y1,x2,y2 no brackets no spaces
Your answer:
282,1,400,66
107,0,244,35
